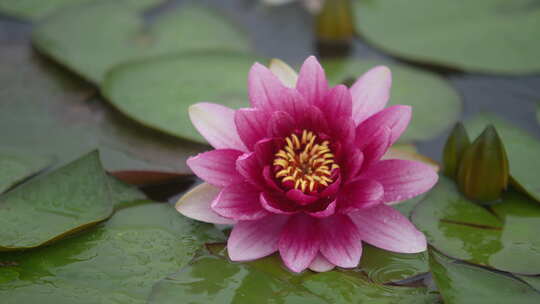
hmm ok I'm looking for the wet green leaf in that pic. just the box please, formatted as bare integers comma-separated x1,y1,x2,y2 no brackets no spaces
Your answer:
149,247,436,304
301,271,438,304
515,274,540,292
323,58,462,142
0,44,205,173
149,255,326,304
0,150,53,194
0,151,113,251
103,52,259,143
429,250,540,304
0,0,159,20
412,176,540,274
0,201,224,304
359,244,429,284
353,0,540,74
32,0,251,83
465,114,540,202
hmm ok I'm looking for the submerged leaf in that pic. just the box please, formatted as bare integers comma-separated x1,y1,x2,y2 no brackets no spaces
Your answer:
0,150,53,194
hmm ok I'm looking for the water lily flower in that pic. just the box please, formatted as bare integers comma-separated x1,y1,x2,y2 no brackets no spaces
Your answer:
177,56,438,273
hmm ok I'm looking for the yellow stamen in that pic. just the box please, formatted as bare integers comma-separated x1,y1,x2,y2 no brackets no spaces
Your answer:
272,130,339,193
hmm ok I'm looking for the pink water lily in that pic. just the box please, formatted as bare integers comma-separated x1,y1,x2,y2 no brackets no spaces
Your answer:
177,56,438,273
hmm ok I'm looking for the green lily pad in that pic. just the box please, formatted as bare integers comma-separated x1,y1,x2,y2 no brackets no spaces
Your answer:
0,201,224,304
32,0,251,83
0,0,159,20
353,0,540,74
149,247,437,304
392,195,426,218
429,250,540,304
0,44,206,173
0,150,53,193
149,255,326,304
301,271,438,304
0,151,114,251
465,114,540,202
359,244,429,284
412,176,540,275
103,52,259,143
323,59,462,142
515,275,540,292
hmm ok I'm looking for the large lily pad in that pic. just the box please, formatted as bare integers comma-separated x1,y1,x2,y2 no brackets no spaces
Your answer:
429,250,540,304
465,114,540,202
32,0,251,83
412,176,540,274
323,58,462,142
0,0,159,20
353,0,540,74
0,151,114,251
516,275,540,292
0,44,205,173
103,52,259,143
359,244,429,284
0,150,53,193
149,247,437,304
0,201,224,304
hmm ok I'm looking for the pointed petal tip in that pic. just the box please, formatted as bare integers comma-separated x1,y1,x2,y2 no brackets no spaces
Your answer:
175,183,235,225
308,254,336,272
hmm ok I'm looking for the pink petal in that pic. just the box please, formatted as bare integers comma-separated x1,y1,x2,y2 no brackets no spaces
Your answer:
338,179,384,213
296,56,328,105
187,149,244,187
350,204,427,253
307,200,337,218
262,166,283,191
269,111,295,138
235,109,269,150
228,215,289,261
248,62,286,110
189,103,247,152
286,189,319,206
340,149,364,181
274,88,311,121
175,183,235,225
211,182,269,221
318,85,353,121
260,192,299,215
360,159,438,202
254,138,279,166
309,254,336,272
319,174,342,197
319,214,363,268
355,105,411,147
236,152,266,189
350,66,392,125
356,126,391,168
278,214,321,273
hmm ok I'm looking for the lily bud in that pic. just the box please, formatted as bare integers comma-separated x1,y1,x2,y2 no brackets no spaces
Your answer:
457,125,509,203
443,123,471,179
315,0,354,57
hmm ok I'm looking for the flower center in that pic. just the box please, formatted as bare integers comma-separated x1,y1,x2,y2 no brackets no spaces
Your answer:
273,130,339,193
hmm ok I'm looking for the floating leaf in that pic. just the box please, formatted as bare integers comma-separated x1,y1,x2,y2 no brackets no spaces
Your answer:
359,244,429,284
323,58,462,142
0,0,159,20
32,0,251,83
103,52,259,143
0,150,53,193
0,202,224,304
412,176,540,275
465,114,540,202
515,274,540,292
0,44,205,173
0,151,113,251
353,0,540,74
429,250,540,304
149,246,436,304
149,255,326,304
301,270,438,304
